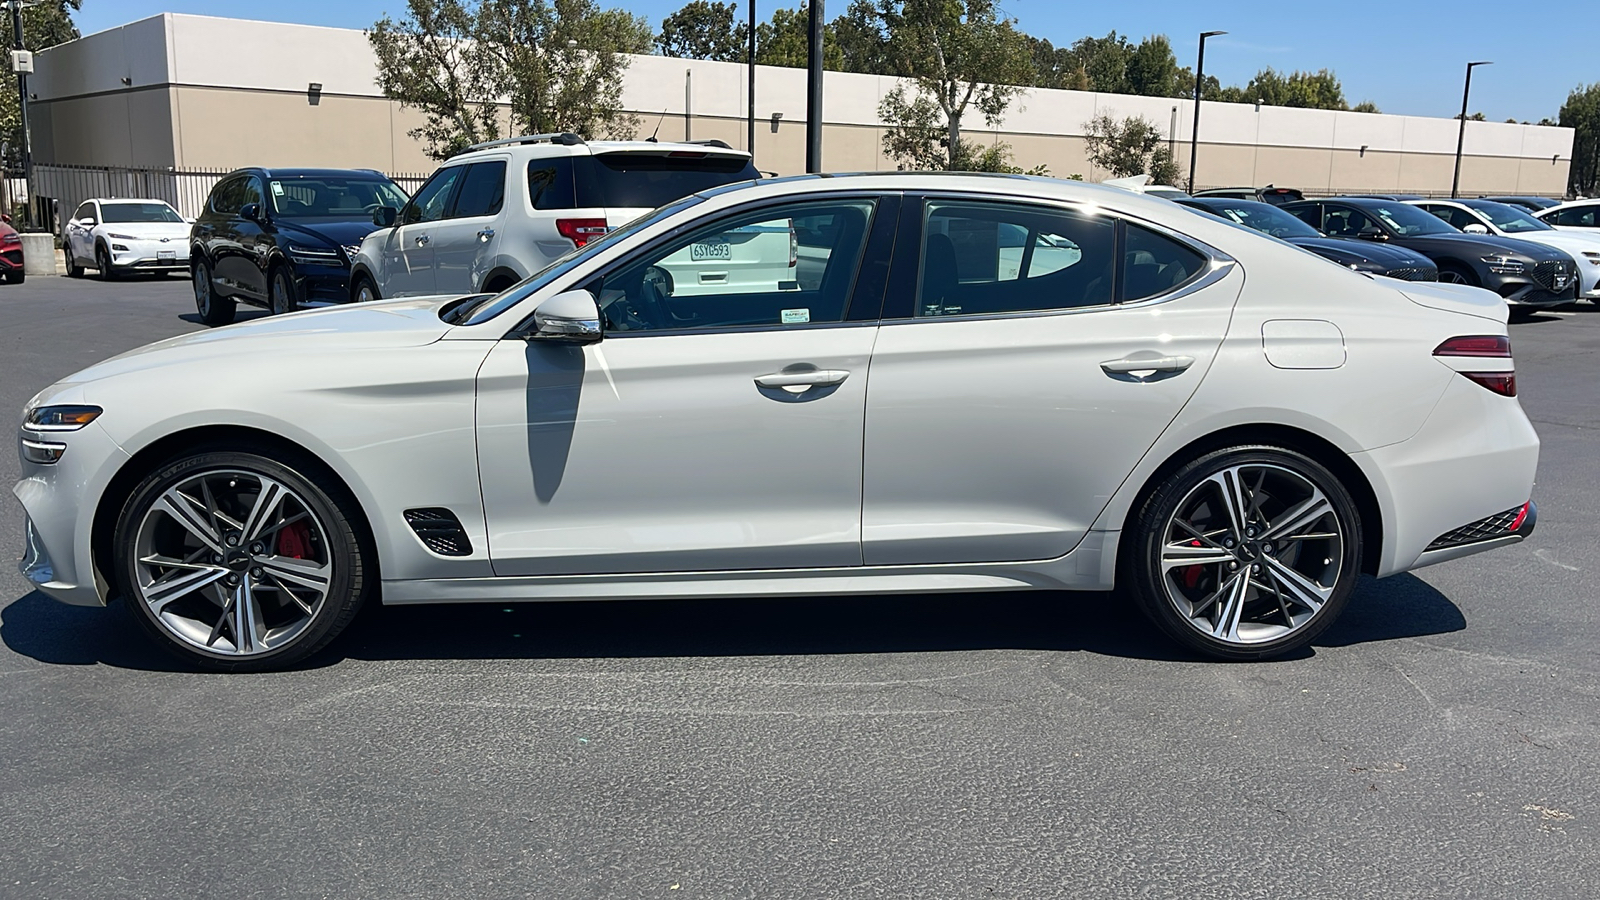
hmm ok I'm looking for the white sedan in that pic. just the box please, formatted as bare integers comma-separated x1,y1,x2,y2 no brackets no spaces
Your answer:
16,174,1539,670
63,198,191,279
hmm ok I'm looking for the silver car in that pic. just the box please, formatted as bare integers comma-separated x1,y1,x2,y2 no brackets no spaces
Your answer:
16,174,1538,670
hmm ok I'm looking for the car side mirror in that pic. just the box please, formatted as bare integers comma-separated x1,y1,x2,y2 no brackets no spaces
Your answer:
373,205,398,228
528,289,603,344
239,203,262,223
1357,228,1388,242
69,217,88,228
1462,223,1489,235
185,217,196,224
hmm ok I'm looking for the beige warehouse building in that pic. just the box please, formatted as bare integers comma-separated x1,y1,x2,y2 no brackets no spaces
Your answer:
26,12,1576,215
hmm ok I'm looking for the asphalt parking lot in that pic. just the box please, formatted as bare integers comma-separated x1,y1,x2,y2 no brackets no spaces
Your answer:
1,275,1597,898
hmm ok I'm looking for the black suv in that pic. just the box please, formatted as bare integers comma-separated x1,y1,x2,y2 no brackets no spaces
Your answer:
1282,197,1577,311
190,168,410,325
1178,197,1437,280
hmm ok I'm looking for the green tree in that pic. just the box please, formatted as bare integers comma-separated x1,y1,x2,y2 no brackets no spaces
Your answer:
371,0,652,160
1082,112,1178,184
1066,32,1132,94
876,0,1034,171
1124,35,1184,98
657,0,746,62
755,2,842,68
2,0,80,165
1351,100,1381,113
1245,68,1347,110
831,0,890,74
1560,83,1600,196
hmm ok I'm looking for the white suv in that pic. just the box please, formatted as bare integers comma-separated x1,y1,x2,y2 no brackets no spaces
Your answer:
350,133,764,301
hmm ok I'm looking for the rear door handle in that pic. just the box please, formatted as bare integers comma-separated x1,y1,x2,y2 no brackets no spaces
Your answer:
477,228,495,242
754,369,850,389
414,234,430,246
1100,354,1195,379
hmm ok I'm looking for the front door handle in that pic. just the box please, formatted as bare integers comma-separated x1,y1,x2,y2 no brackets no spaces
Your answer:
414,234,430,246
754,369,850,389
1100,354,1195,381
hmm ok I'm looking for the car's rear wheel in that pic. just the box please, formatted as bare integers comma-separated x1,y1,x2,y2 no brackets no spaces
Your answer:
351,275,378,304
193,258,236,326
1127,446,1362,660
96,244,118,281
66,254,84,278
2,270,21,284
113,450,370,672
269,266,297,315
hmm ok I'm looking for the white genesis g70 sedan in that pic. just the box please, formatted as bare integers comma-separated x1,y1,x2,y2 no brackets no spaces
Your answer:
15,174,1539,670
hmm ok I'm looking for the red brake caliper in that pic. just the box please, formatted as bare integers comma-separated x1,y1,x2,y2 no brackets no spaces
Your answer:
1181,539,1204,588
276,519,312,559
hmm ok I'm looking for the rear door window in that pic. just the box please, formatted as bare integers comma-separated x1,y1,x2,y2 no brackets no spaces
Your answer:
1286,203,1322,230
450,161,506,218
578,152,759,209
916,200,1113,317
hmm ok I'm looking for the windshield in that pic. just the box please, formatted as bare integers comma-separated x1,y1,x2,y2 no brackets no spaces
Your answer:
1367,203,1454,236
454,194,706,326
1197,200,1320,239
267,177,409,219
1466,200,1553,233
101,202,183,223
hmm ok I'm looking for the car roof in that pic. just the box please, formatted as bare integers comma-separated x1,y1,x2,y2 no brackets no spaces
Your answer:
238,168,391,180
86,197,177,205
444,138,752,165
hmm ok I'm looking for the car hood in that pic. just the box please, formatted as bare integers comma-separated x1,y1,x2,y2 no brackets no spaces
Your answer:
1288,237,1431,266
98,221,190,239
1394,232,1568,261
275,218,382,247
1395,279,1508,324
50,297,456,391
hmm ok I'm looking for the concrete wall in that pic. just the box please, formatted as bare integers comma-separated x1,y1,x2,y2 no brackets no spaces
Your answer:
30,12,1577,196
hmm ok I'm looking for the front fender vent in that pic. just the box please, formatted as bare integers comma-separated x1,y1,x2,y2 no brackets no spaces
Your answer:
403,508,473,557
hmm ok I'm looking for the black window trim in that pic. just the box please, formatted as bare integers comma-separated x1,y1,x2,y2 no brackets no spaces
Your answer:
878,191,1232,324
508,190,900,339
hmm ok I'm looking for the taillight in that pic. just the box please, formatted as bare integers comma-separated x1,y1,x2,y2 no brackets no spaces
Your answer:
556,218,609,248
1434,334,1516,396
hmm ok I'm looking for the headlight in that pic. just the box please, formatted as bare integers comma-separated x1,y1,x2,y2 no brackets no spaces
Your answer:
1480,255,1526,275
25,405,102,431
106,232,138,240
287,244,346,267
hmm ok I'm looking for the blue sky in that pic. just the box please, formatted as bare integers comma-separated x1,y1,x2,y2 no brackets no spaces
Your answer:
76,0,1595,123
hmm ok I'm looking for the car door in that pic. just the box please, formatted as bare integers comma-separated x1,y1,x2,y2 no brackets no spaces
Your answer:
474,193,897,577
428,158,507,294
859,196,1240,565
216,175,268,299
66,202,96,262
384,165,465,297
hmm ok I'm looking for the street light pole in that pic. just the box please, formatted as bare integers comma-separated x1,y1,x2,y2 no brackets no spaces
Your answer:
1451,61,1492,199
10,0,32,229
747,0,756,159
1188,30,1225,194
804,0,824,173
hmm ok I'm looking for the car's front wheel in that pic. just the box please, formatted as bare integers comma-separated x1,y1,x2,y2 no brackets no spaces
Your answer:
351,275,378,304
269,266,297,315
96,244,118,281
192,258,236,326
1126,446,1362,660
113,450,370,671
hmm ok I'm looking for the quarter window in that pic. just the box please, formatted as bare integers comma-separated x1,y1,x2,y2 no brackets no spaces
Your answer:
528,159,577,210
1121,224,1208,302
916,201,1113,317
590,199,876,333
402,167,464,225
450,161,506,218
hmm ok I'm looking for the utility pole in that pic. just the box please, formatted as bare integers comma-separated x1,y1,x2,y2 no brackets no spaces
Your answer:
747,0,756,160
10,0,32,229
804,0,823,173
1188,30,1225,194
1452,61,1492,199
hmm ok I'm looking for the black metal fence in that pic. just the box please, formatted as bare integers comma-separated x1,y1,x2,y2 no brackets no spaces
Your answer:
20,164,432,233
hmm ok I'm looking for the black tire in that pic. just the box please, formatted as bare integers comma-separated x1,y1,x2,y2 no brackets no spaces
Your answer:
66,254,84,278
350,274,379,304
269,265,297,315
1437,263,1479,287
192,258,236,326
2,270,22,284
112,449,371,672
1125,445,1363,661
96,243,119,281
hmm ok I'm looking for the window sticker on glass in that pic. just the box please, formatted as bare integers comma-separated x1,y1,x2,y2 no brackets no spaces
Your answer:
270,181,285,195
781,308,810,324
691,237,732,261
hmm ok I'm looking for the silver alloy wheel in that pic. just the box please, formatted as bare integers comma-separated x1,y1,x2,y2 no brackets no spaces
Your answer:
355,280,376,304
271,269,294,314
131,469,333,656
1159,463,1344,645
1438,270,1468,284
193,263,211,314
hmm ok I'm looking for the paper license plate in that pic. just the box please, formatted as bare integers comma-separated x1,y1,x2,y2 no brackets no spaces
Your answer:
158,250,177,261
690,240,731,261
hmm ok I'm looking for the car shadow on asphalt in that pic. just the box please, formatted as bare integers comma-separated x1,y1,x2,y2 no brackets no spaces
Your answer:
177,309,271,327
0,573,1464,672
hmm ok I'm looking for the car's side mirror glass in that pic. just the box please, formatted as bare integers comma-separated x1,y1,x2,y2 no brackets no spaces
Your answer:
239,203,261,223
528,289,603,344
1462,223,1489,235
1357,228,1387,242
373,205,398,228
